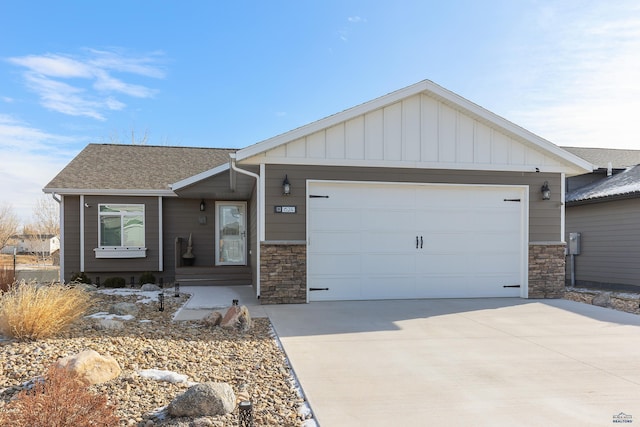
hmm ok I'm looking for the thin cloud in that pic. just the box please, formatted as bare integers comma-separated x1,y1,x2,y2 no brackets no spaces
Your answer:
348,16,366,23
503,2,640,148
0,116,80,221
7,49,165,120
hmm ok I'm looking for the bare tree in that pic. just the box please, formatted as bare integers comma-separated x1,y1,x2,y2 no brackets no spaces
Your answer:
0,203,20,252
107,127,150,145
25,197,60,262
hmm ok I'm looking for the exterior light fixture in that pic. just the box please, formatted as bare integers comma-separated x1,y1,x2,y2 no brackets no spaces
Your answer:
541,181,551,200
282,175,291,196
200,199,206,211
174,282,180,298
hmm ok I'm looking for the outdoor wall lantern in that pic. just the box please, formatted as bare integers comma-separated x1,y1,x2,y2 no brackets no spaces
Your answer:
541,181,551,200
200,199,206,211
282,175,291,196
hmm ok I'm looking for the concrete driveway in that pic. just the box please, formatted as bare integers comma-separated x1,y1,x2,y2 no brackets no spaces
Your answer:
263,298,640,427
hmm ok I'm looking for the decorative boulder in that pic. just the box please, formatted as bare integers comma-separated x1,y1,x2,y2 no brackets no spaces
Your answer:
141,283,162,291
592,292,611,308
168,382,236,417
202,311,223,327
93,318,124,331
220,305,252,332
109,302,139,316
55,349,121,385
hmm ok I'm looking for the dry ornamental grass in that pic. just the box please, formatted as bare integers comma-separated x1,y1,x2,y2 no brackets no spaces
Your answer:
0,282,93,340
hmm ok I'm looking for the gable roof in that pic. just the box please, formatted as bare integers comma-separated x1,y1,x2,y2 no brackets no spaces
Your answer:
566,165,640,204
44,144,235,195
235,80,592,175
561,147,640,169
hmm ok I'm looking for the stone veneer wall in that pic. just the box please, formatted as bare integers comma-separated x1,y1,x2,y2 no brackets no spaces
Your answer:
260,243,306,304
528,243,566,298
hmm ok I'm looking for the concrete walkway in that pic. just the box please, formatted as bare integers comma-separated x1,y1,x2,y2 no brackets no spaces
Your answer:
263,298,640,427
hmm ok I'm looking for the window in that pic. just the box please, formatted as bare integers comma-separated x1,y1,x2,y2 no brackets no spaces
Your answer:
95,204,146,258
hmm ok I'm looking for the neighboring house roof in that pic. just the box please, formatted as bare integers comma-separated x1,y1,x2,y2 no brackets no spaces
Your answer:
561,147,640,169
566,165,640,204
236,80,592,176
44,144,235,194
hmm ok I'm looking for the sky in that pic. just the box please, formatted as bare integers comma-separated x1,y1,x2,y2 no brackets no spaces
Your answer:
1,0,640,222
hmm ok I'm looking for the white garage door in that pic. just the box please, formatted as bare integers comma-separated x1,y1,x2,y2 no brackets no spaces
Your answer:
307,181,527,301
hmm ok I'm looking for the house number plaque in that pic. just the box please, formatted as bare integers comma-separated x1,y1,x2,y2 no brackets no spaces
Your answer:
274,206,296,214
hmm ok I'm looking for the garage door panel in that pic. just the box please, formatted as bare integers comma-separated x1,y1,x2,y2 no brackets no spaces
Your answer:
309,277,362,301
311,231,361,252
308,181,526,301
310,208,361,231
361,209,415,230
362,253,415,274
363,276,416,299
310,253,361,275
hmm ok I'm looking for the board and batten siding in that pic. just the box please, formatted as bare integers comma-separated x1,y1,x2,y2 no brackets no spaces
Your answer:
264,165,561,242
243,93,567,172
566,198,640,287
82,196,160,274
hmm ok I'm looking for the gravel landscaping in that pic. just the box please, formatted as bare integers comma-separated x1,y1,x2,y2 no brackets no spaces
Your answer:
0,288,313,426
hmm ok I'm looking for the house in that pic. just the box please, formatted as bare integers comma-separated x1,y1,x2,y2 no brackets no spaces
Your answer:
1,234,60,256
563,147,640,290
44,80,592,303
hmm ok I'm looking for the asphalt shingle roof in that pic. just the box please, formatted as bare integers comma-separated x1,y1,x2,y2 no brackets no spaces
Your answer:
561,146,640,169
44,144,235,191
566,165,640,204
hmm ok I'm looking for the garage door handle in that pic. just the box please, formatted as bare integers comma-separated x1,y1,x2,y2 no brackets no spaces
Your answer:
416,236,419,249
420,236,423,249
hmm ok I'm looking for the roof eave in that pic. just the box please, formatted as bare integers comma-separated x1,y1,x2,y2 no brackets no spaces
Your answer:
170,163,230,191
234,79,594,174
42,188,177,197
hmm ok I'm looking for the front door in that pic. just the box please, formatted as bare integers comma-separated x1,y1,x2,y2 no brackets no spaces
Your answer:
215,202,247,266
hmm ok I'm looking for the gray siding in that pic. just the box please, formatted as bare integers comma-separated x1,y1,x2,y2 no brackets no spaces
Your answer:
566,198,640,287
264,165,562,242
62,195,81,281
248,184,258,288
163,198,216,279
83,196,160,274
173,168,257,201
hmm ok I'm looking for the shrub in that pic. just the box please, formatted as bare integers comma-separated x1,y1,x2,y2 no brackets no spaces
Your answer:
69,271,91,284
0,364,120,426
102,277,126,288
138,271,156,285
0,282,93,340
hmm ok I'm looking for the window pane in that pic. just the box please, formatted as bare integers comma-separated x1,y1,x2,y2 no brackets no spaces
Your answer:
123,215,144,247
100,216,121,246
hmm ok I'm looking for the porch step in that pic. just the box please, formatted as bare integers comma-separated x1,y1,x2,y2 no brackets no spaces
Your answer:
175,266,252,287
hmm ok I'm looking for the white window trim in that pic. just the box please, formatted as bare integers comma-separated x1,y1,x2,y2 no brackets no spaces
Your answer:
96,203,147,258
94,247,147,258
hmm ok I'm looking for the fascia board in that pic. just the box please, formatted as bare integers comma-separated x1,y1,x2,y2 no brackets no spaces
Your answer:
42,188,177,197
170,163,230,191
235,81,430,161
236,79,593,174
239,156,578,174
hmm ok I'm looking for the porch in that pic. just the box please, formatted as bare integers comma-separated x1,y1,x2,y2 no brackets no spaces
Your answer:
174,265,252,286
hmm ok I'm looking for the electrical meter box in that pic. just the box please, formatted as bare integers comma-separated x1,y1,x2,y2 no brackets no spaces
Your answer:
569,232,581,255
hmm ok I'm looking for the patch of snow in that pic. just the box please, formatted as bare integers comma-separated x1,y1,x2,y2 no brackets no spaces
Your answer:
148,406,168,421
139,319,152,323
137,368,190,384
302,420,319,427
298,402,313,417
86,312,134,321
